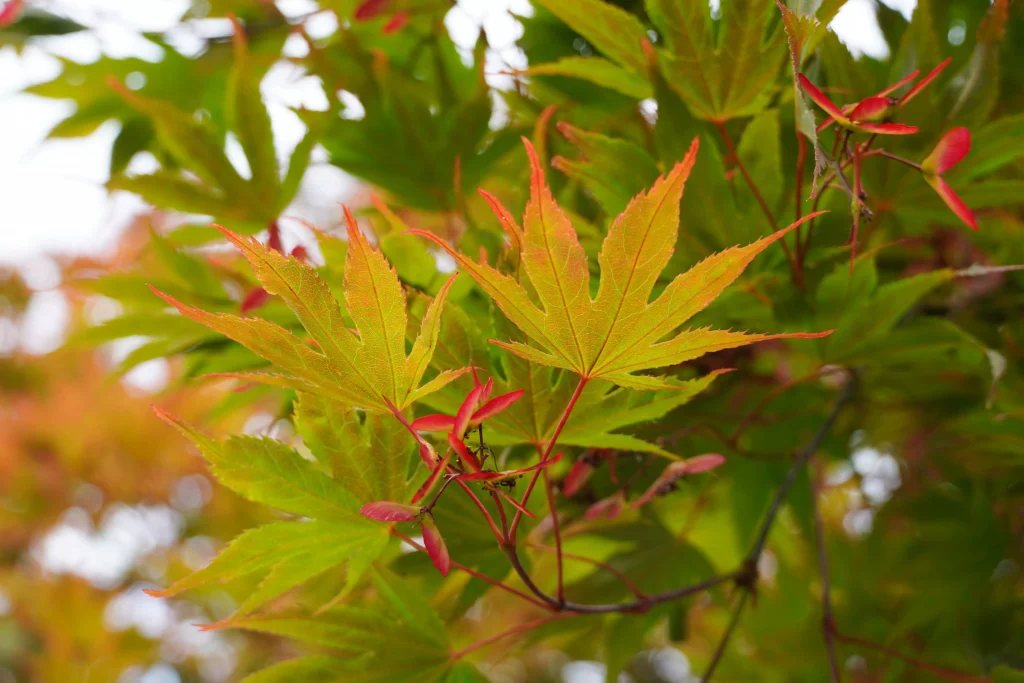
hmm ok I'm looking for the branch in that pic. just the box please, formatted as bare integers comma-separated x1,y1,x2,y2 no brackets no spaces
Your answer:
701,379,856,681
747,378,856,565
828,627,991,683
701,589,750,682
541,468,566,602
504,542,739,615
812,461,842,682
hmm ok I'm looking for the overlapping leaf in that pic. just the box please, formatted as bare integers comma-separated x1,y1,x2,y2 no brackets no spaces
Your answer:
152,217,464,413
647,0,787,121
415,138,829,391
147,410,390,620
106,20,318,230
417,287,726,458
236,569,488,683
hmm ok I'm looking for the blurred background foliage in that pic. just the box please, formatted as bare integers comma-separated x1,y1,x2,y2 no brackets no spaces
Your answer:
1,0,1022,682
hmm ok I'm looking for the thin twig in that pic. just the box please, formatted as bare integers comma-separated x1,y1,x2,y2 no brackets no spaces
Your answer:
811,461,842,682
699,380,856,680
747,379,856,564
541,468,565,603
861,148,923,171
702,589,750,682
489,489,510,540
504,543,738,615
828,627,991,683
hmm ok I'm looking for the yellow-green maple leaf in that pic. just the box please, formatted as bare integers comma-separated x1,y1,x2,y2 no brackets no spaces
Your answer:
152,214,465,412
415,138,830,390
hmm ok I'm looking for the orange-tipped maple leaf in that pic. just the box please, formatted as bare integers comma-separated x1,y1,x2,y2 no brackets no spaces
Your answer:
412,137,831,390
151,213,467,413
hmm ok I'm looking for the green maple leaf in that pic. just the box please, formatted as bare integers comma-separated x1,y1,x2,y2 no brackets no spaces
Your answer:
522,0,652,98
422,301,729,458
147,410,397,622
152,217,465,413
236,569,489,683
647,0,787,121
414,138,829,391
528,0,786,122
106,20,321,228
294,393,415,504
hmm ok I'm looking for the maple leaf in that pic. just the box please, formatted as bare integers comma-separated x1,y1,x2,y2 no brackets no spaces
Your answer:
146,408,389,622
648,0,786,122
412,138,830,391
150,213,466,413
233,569,489,683
921,127,977,230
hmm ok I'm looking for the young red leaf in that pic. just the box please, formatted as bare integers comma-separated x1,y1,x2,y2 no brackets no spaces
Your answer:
240,287,271,313
631,454,725,509
875,69,921,97
922,127,971,175
925,176,978,230
452,382,486,437
410,414,456,433
0,0,24,26
682,453,727,473
360,501,420,522
848,96,894,123
798,74,849,122
410,449,453,505
447,433,482,473
800,74,918,135
354,0,389,20
856,122,919,135
585,492,626,521
898,57,952,106
382,11,408,34
471,390,525,423
921,128,977,230
421,515,451,577
412,138,830,390
818,71,919,131
563,459,595,498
